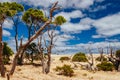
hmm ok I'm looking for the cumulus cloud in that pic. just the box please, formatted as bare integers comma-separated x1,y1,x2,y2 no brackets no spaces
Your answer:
21,0,94,9
3,19,13,30
53,40,120,54
61,12,120,37
93,12,120,37
3,30,11,37
95,0,104,2
55,10,84,21
7,37,28,52
0,0,94,9
61,18,94,33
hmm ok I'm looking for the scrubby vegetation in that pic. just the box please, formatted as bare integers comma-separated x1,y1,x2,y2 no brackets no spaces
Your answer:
96,56,107,62
55,64,74,77
3,42,14,64
72,52,87,62
59,56,70,62
97,62,114,71
116,50,120,58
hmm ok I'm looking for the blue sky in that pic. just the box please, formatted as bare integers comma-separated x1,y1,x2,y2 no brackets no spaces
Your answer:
1,0,120,54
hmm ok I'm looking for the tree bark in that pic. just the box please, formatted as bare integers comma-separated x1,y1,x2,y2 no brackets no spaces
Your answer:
0,25,5,77
46,52,51,74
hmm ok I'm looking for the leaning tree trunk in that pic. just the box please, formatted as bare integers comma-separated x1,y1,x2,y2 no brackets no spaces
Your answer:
7,19,52,78
7,2,59,78
0,25,5,77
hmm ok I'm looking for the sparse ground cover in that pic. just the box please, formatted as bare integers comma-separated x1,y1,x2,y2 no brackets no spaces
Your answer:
0,54,120,80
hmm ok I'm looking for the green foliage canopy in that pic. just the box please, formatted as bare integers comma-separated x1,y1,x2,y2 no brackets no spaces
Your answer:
72,52,88,62
97,62,114,71
54,16,66,25
22,8,47,24
0,2,24,19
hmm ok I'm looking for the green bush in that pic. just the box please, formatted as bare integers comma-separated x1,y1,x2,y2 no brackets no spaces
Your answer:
96,56,107,62
116,50,120,58
55,64,74,77
97,62,114,71
72,52,87,62
3,42,14,64
59,56,70,61
3,57,10,64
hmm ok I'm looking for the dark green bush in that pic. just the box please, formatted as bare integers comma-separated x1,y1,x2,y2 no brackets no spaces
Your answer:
59,56,70,61
3,57,10,64
3,42,14,64
116,50,120,58
72,52,87,62
97,62,114,71
55,64,74,77
96,56,107,62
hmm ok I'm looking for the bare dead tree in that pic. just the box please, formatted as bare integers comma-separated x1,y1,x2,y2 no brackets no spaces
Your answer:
98,47,104,62
87,47,95,71
41,25,58,74
84,43,97,72
107,41,120,71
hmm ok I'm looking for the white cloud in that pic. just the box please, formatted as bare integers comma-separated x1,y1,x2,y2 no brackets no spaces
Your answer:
61,18,94,33
53,41,120,54
22,0,94,9
92,35,106,38
55,34,75,45
95,0,104,2
89,5,107,12
3,30,11,37
93,12,120,37
63,12,120,38
3,19,13,30
7,37,28,52
0,0,94,9
74,41,120,53
55,10,84,21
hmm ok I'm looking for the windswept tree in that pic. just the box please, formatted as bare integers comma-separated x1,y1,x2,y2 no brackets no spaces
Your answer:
0,2,23,77
17,8,48,65
7,2,66,78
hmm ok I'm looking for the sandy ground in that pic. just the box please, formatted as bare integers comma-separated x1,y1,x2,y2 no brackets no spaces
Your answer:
0,54,120,80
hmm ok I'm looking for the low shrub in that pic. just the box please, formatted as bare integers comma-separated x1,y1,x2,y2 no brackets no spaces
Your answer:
3,57,10,64
55,64,74,77
116,50,120,58
97,62,114,71
72,52,87,62
59,56,70,61
96,56,107,62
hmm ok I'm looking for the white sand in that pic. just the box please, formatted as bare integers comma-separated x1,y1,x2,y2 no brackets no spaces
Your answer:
0,54,120,80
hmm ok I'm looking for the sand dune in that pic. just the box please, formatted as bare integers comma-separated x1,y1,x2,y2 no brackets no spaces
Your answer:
0,54,120,80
